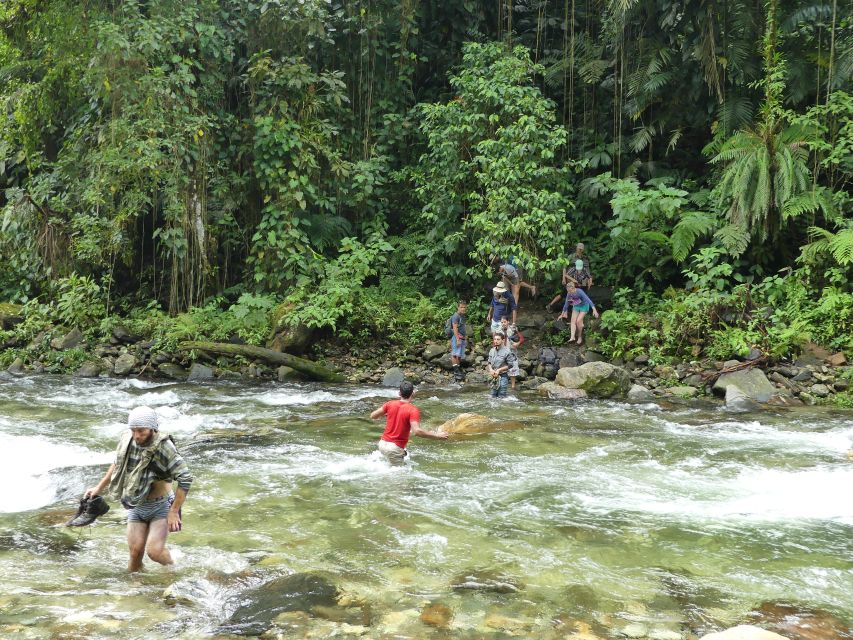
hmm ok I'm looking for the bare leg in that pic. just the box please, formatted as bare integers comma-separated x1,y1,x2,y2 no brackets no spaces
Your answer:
569,310,578,341
511,282,521,302
127,522,149,573
145,518,173,566
519,281,536,298
575,311,587,344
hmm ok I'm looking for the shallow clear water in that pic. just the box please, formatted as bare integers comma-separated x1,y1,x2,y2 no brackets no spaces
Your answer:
0,374,851,638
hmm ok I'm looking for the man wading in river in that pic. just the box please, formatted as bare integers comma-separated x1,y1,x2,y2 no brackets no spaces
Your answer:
369,381,448,465
84,406,193,572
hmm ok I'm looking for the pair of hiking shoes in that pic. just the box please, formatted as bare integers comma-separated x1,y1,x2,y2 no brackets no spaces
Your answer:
66,495,110,527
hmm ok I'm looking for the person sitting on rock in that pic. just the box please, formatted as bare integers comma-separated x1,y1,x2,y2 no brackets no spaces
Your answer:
487,331,518,398
369,381,448,465
557,282,599,345
487,281,517,334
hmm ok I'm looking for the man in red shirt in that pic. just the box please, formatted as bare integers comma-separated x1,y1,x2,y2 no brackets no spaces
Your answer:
369,381,448,465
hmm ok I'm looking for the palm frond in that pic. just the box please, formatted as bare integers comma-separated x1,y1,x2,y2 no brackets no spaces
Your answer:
670,211,718,262
715,223,750,257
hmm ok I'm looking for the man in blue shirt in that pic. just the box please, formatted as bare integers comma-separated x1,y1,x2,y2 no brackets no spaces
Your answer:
487,281,517,333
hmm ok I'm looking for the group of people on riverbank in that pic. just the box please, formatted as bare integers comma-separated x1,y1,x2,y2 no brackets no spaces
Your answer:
447,243,600,397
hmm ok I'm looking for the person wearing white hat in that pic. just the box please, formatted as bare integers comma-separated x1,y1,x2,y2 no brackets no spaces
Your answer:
486,281,517,333
84,406,193,572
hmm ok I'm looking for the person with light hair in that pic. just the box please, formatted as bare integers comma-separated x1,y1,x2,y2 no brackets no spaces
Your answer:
84,406,193,572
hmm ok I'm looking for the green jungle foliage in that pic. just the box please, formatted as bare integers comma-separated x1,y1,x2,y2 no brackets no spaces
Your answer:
0,0,850,357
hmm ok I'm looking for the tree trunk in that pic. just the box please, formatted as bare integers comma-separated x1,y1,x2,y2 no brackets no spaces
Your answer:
180,341,345,382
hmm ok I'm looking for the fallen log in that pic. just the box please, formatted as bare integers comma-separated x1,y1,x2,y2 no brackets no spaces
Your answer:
179,341,345,382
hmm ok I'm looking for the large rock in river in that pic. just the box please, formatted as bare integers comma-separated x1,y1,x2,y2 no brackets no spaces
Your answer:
437,413,524,435
221,573,339,635
713,368,776,402
555,361,631,398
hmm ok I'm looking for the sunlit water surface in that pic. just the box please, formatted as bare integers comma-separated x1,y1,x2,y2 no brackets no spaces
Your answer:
0,375,851,638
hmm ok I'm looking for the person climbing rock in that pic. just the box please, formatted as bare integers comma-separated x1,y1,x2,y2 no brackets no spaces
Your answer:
557,282,599,345
369,381,448,465
83,406,193,573
487,281,517,333
547,242,593,310
498,258,536,302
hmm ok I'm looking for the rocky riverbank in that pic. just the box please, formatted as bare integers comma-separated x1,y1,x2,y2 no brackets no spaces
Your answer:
2,309,850,410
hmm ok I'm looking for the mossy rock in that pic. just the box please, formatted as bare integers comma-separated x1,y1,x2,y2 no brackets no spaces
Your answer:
0,303,23,329
268,302,314,355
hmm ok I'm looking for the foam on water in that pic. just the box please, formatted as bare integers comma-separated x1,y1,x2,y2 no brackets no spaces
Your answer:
0,433,110,513
253,386,392,406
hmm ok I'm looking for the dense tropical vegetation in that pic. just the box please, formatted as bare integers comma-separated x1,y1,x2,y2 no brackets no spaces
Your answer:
1,0,851,367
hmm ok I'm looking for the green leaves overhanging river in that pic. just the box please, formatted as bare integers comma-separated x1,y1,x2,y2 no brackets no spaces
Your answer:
0,375,851,638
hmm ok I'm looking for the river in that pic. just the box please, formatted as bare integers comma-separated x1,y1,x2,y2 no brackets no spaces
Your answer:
0,374,851,638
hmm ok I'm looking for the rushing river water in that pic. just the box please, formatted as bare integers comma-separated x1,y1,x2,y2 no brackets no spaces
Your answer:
0,374,851,639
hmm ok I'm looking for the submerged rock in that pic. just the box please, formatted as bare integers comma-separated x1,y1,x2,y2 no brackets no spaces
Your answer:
437,413,524,436
221,572,339,635
420,602,453,628
555,361,631,398
747,602,853,640
700,625,787,640
451,570,522,593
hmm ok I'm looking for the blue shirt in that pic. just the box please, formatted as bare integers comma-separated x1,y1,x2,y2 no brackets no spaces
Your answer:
490,291,517,322
562,288,595,313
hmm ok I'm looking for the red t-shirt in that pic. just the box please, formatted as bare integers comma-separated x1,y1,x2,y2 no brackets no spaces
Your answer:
380,400,421,449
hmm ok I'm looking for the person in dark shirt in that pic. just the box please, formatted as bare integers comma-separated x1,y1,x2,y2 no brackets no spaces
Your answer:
448,300,468,381
487,281,517,333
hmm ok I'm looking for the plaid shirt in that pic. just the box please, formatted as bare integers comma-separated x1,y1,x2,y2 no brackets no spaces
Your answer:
110,432,193,507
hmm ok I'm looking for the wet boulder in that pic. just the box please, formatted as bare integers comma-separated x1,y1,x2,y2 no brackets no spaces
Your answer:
187,362,214,382
537,381,588,401
74,361,102,378
555,361,631,399
157,362,188,380
627,384,654,403
382,367,405,387
713,368,776,403
725,385,760,412
113,353,137,376
7,357,24,376
437,413,524,436
221,572,339,635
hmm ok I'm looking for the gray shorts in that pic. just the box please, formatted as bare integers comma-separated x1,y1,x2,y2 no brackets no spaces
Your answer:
378,439,408,466
127,494,174,524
